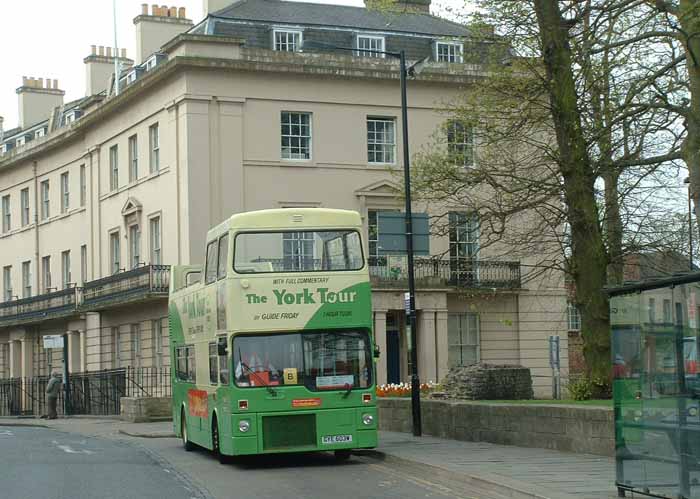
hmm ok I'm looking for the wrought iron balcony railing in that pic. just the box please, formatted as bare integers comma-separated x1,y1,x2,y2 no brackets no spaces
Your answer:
0,265,170,327
369,257,521,289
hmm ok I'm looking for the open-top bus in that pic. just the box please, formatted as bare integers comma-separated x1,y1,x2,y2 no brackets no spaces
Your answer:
169,208,377,461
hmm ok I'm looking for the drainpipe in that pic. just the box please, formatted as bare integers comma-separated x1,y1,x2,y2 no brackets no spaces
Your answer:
33,161,40,293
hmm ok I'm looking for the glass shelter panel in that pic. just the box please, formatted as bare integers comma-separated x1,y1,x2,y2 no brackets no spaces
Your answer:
611,279,700,498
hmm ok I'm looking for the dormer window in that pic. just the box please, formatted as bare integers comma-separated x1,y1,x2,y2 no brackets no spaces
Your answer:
273,29,302,52
35,128,45,139
356,35,385,58
126,71,137,84
145,55,158,71
435,41,463,63
64,110,81,125
16,137,25,147
0,144,7,154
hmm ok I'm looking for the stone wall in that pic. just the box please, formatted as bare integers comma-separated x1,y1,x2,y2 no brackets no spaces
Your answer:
120,397,172,423
441,364,533,400
378,398,614,456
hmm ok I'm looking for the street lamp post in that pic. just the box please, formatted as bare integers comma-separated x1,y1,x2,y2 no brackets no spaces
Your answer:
302,41,423,436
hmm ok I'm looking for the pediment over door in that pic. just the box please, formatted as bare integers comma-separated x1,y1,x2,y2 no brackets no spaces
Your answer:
121,197,143,226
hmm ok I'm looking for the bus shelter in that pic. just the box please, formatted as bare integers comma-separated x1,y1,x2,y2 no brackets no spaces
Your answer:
609,273,700,498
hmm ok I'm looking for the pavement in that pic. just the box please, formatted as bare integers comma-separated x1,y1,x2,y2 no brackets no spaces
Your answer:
0,416,619,499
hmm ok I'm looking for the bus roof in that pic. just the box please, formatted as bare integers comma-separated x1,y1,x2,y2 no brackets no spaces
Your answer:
206,208,363,240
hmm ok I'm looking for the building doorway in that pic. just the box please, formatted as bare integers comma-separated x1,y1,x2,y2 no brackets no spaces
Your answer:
386,312,401,384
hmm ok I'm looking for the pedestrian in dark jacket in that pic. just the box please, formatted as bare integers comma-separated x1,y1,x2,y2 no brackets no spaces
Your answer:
45,372,62,419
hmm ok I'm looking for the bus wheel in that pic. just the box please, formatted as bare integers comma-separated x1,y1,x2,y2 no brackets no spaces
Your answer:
212,417,229,464
334,450,352,462
181,409,194,452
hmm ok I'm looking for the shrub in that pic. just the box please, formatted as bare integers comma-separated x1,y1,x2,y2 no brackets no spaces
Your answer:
567,376,594,401
376,382,438,397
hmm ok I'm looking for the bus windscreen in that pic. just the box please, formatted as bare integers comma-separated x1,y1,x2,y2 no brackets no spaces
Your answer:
234,230,364,273
233,330,372,390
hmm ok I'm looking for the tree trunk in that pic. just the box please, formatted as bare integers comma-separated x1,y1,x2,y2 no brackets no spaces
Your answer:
679,0,700,247
604,170,624,285
533,0,611,379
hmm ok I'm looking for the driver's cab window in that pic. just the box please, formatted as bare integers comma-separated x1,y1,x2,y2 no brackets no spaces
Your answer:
205,240,218,284
217,234,229,279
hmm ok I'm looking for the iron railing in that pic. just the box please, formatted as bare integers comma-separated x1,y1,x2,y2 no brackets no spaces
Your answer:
82,265,170,309
0,265,170,326
0,287,77,327
0,367,172,417
369,257,521,289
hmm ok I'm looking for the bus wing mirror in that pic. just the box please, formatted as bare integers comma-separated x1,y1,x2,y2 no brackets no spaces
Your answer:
217,337,228,356
373,346,381,359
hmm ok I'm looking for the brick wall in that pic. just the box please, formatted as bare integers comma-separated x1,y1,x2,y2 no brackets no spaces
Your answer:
567,331,586,376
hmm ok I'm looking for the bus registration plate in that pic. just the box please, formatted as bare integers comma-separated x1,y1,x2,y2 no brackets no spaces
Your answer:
322,435,352,444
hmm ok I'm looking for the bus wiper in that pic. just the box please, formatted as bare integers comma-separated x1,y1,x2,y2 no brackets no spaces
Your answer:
239,349,277,396
342,383,352,398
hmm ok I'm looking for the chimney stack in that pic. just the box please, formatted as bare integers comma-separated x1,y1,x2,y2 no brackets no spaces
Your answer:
16,77,65,129
84,46,134,96
202,0,231,15
133,4,192,64
364,0,431,13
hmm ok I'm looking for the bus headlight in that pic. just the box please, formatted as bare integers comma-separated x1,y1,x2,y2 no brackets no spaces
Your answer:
238,420,251,433
689,407,699,417
362,414,374,425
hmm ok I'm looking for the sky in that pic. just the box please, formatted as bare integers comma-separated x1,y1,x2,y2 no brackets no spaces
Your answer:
0,0,370,129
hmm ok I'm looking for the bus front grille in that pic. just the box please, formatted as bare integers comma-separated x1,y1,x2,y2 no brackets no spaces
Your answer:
262,414,317,450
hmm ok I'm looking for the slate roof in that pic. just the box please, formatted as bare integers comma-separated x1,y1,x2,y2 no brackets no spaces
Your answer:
211,0,471,37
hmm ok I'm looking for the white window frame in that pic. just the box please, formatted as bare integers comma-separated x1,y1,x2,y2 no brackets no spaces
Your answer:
367,117,396,164
149,123,160,173
567,301,581,331
60,172,69,213
35,128,45,139
40,180,50,220
128,134,138,182
112,327,121,367
3,266,12,301
16,137,25,147
21,261,31,298
21,188,30,226
145,55,158,71
448,313,480,367
435,41,464,63
79,165,86,207
41,256,51,293
281,111,312,160
356,35,385,58
131,323,141,366
1,195,10,233
80,244,88,284
126,71,137,84
64,111,76,125
149,215,162,265
61,250,71,289
273,29,303,52
129,224,141,269
109,229,121,274
447,120,475,168
153,318,163,368
109,145,119,191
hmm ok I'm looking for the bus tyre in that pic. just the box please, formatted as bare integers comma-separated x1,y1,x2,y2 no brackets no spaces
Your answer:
334,450,352,462
181,409,194,452
212,417,229,464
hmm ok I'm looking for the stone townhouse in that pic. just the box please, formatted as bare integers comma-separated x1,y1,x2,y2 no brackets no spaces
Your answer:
0,0,568,399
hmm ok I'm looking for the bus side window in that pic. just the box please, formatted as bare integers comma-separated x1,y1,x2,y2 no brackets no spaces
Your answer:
208,343,219,385
217,234,229,280
205,241,218,284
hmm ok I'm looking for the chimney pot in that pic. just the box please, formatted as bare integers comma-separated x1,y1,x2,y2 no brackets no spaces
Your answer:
38,78,44,89
91,45,97,55
151,4,158,15
178,7,186,17
121,48,127,58
22,76,28,86
106,47,112,57
98,46,105,56
53,79,59,89
141,3,148,14
169,6,177,17
161,5,168,16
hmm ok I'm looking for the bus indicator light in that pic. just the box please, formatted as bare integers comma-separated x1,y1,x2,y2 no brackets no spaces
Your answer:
363,394,372,404
238,399,249,410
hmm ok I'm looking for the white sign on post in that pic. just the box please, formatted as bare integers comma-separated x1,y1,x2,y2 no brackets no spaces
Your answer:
43,335,64,349
404,292,411,316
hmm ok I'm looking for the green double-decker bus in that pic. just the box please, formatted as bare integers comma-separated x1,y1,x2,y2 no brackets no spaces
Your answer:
169,208,377,461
